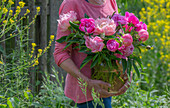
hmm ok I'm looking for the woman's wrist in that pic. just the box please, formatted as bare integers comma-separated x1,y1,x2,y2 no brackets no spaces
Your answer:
77,71,90,83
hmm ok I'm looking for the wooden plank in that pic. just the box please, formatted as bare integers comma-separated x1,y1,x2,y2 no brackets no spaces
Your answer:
28,0,36,93
40,0,48,73
49,0,67,81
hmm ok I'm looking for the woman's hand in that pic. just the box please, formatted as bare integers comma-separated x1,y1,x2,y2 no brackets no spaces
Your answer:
87,79,118,98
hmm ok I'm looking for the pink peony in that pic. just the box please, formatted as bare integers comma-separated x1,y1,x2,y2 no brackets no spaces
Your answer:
115,44,134,59
138,29,149,42
111,14,128,26
125,12,139,26
123,24,134,32
79,18,95,33
135,22,147,31
95,18,116,36
106,39,119,52
122,34,133,46
58,11,77,31
84,36,104,53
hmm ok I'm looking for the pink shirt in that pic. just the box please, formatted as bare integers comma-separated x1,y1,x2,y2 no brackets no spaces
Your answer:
53,0,130,103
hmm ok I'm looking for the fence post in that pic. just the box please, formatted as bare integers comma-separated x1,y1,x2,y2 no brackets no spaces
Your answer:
40,0,48,72
49,0,67,81
28,0,36,93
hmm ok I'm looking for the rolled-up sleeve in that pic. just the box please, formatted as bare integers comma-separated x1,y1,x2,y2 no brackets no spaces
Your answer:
53,26,72,66
53,0,78,66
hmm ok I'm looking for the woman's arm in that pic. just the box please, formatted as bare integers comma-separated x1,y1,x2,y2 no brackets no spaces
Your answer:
60,58,117,98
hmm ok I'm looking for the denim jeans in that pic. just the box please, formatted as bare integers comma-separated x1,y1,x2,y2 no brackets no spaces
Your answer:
77,97,112,108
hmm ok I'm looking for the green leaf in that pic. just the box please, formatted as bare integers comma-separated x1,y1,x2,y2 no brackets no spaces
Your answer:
0,104,7,108
107,57,112,68
63,42,73,50
102,54,109,61
122,59,127,74
127,58,132,77
91,55,99,69
69,21,84,33
68,39,80,43
7,98,14,108
36,80,40,86
133,60,140,78
56,36,67,43
66,33,75,41
13,97,20,107
31,102,43,107
133,56,143,70
105,36,115,39
79,47,88,52
0,95,5,99
24,91,29,100
136,46,142,53
80,56,93,70
93,53,99,61
84,13,90,18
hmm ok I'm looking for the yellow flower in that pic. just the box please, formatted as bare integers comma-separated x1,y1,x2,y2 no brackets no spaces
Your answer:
150,32,154,35
36,7,40,13
0,61,3,64
9,10,13,15
8,0,14,5
3,7,8,14
147,63,151,67
165,55,169,59
154,38,158,42
16,9,21,14
17,6,21,10
3,20,7,24
164,29,168,33
141,49,145,53
136,83,139,86
19,1,25,8
50,35,55,40
35,60,39,65
10,34,12,36
160,38,164,42
32,43,36,47
26,9,30,13
32,48,35,51
10,19,14,23
141,8,145,11
38,49,42,53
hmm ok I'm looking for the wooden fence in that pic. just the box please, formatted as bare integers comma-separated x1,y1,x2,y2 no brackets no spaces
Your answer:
1,0,65,93
27,0,66,92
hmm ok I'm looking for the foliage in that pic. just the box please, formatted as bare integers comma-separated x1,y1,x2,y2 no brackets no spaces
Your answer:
111,79,170,108
0,0,54,107
117,0,169,96
138,0,170,95
35,67,73,108
0,67,74,108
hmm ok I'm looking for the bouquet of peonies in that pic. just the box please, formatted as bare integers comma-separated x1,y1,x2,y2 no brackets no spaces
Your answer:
57,11,150,92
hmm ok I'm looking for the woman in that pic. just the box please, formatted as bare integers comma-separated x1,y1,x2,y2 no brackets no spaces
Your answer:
54,0,131,107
